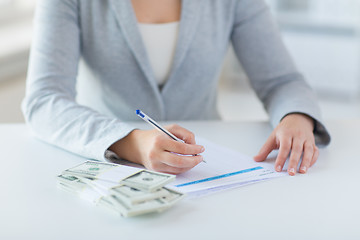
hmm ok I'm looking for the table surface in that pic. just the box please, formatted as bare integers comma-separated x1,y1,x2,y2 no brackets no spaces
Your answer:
0,121,359,240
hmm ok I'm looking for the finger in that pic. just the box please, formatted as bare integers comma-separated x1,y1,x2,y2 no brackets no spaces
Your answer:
287,138,304,176
160,137,204,155
146,161,193,175
162,152,203,168
274,136,292,172
253,134,277,162
299,141,314,174
310,146,319,167
165,124,196,144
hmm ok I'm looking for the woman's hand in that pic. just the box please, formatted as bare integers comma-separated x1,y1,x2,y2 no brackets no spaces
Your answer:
254,114,319,176
109,124,205,175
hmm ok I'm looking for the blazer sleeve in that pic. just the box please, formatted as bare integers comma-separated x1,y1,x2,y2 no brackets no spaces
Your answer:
231,0,331,146
22,0,135,160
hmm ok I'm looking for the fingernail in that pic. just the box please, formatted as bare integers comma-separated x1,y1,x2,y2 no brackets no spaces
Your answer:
300,166,307,173
289,168,296,176
276,165,282,172
200,146,205,152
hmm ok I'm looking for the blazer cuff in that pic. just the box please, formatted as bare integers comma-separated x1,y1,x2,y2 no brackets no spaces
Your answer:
313,119,331,147
272,112,331,147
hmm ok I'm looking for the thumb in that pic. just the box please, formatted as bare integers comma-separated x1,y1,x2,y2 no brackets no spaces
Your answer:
165,124,196,144
254,134,277,162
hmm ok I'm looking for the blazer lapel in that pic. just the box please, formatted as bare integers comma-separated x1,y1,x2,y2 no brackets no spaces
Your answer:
109,0,158,92
162,0,204,93
109,0,204,119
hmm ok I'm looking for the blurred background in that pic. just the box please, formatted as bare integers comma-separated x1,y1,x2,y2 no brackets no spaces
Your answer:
0,0,360,123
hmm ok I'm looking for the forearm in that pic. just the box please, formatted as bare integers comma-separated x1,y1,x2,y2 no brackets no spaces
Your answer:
231,0,330,146
22,89,135,160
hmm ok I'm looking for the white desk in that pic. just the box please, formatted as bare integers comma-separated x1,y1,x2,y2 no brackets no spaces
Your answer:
0,121,359,239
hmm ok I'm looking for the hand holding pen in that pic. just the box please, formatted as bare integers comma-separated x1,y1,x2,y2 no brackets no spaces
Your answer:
108,110,205,175
136,110,206,163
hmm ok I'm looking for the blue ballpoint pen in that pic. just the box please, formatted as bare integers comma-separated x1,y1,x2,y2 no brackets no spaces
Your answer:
135,109,206,163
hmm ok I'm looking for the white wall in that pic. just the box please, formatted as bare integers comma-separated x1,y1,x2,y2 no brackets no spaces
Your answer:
0,0,35,82
223,0,360,98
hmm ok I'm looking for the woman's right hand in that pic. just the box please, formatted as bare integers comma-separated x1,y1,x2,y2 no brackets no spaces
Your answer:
109,124,205,174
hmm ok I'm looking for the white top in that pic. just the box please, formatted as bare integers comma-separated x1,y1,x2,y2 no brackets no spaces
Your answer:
138,22,179,86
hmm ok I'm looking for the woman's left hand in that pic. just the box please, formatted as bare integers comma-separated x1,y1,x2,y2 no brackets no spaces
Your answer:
253,113,319,176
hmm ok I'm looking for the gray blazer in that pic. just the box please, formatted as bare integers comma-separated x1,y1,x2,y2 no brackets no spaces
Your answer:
22,0,330,160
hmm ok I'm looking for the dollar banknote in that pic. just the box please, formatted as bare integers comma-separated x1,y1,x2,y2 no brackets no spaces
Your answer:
57,174,105,203
62,161,175,192
57,161,184,217
122,171,175,192
99,188,184,217
62,161,126,179
57,174,88,193
110,185,172,205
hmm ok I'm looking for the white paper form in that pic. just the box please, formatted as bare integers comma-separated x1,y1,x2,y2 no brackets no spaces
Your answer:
170,137,286,196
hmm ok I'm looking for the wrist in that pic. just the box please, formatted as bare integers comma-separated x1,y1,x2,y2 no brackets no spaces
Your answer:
282,113,315,131
109,129,143,165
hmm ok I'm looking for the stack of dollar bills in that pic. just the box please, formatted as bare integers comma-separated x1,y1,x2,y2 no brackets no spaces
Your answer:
57,161,185,217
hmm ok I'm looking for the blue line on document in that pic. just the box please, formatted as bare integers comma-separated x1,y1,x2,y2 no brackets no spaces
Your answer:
175,166,264,187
